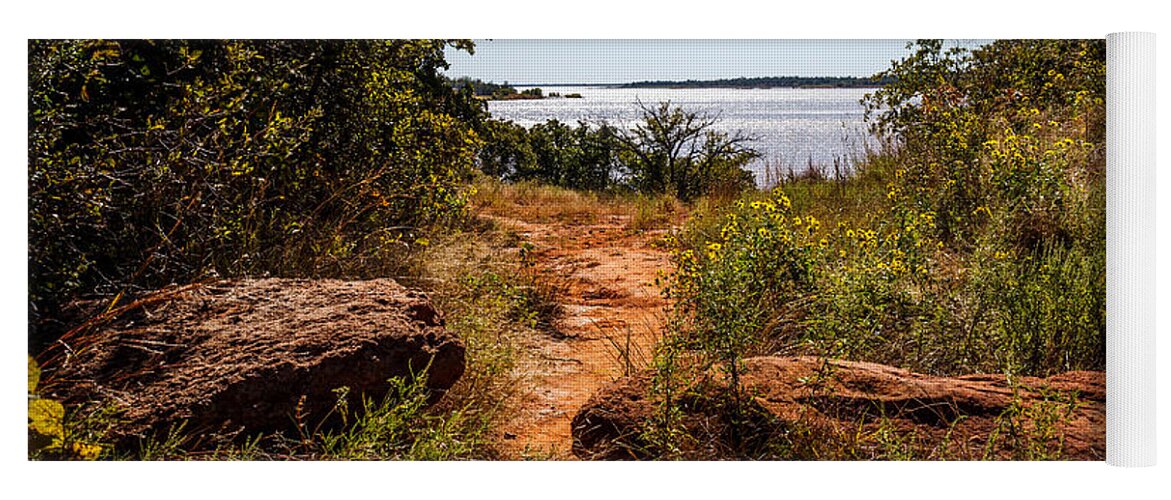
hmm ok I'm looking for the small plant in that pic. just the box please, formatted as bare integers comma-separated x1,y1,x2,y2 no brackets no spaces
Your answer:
640,335,689,458
869,418,919,461
319,374,488,460
28,356,104,460
983,382,1081,460
627,193,683,232
136,422,193,461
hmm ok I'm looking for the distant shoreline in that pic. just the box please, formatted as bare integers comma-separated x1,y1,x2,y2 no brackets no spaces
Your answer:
508,76,889,90
619,76,889,89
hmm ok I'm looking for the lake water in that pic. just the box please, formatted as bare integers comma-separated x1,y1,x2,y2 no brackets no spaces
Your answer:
488,86,879,185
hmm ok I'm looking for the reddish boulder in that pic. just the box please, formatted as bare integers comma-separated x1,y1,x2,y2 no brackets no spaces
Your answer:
48,278,464,444
572,356,1104,460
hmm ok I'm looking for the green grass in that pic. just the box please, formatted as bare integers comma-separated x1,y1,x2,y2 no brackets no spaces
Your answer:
316,374,487,460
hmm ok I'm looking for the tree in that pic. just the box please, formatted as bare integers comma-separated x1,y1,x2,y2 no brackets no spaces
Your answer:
478,119,536,179
616,102,757,201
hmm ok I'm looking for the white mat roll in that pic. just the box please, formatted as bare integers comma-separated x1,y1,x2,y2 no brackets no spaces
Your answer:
1106,31,1156,467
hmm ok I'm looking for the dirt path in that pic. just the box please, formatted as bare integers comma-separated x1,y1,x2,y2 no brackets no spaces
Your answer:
484,211,674,459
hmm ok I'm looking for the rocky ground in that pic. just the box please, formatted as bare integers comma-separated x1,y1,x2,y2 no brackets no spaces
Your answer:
47,278,464,446
572,356,1106,460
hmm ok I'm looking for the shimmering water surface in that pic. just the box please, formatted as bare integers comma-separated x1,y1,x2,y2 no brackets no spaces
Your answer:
488,86,878,184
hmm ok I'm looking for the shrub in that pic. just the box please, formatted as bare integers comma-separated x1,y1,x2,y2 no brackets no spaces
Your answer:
478,120,537,180
659,39,1105,396
618,102,757,201
969,242,1106,375
479,102,757,200
478,119,621,191
863,39,1105,247
29,40,486,345
524,120,623,191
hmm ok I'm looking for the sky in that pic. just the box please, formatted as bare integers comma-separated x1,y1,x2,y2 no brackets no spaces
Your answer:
443,39,989,85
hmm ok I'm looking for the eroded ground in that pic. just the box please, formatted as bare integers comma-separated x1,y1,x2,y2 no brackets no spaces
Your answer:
480,209,676,459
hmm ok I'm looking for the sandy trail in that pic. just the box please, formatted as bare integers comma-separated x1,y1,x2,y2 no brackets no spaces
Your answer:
483,211,674,459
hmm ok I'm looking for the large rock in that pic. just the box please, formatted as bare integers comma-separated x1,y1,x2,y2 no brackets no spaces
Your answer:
572,356,1104,460
49,278,464,444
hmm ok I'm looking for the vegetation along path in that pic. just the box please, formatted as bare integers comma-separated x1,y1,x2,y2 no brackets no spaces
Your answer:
480,197,679,459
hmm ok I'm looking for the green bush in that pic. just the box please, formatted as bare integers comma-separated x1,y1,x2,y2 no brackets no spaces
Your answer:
970,242,1106,375
524,120,623,191
619,102,757,201
478,120,536,180
29,39,487,344
659,39,1105,397
478,119,620,191
863,39,1104,247
478,102,756,200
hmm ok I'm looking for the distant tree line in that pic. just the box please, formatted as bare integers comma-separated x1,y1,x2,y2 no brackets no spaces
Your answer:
620,75,892,89
450,77,545,100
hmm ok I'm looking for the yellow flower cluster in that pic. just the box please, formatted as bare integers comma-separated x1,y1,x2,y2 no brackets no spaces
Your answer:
705,242,722,260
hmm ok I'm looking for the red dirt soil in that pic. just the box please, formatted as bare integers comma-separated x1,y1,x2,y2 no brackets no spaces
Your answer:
482,210,676,459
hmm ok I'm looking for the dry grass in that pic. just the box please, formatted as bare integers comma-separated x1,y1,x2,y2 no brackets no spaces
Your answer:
406,228,564,449
472,176,685,231
473,178,622,224
596,311,666,378
625,194,685,232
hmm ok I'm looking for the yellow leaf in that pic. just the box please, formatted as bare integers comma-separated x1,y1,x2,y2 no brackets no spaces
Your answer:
28,356,40,394
29,398,65,448
71,442,103,460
